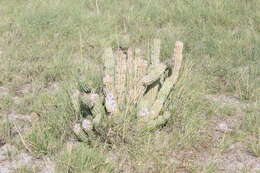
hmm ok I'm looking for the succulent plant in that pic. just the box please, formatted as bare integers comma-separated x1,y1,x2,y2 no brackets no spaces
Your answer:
71,38,184,140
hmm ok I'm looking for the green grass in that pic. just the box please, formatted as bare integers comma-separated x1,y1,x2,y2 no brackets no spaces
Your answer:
14,167,39,173
56,143,114,173
0,0,259,172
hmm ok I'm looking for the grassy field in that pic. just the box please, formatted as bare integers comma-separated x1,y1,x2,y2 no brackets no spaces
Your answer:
0,0,259,172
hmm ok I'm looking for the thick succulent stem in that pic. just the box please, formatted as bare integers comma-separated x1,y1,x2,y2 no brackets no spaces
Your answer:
103,47,115,79
72,123,89,142
142,41,183,122
151,39,161,64
146,111,171,130
114,49,127,110
137,39,165,117
82,119,96,139
141,63,167,86
103,47,118,114
137,64,167,117
128,48,148,105
88,93,106,127
80,93,95,109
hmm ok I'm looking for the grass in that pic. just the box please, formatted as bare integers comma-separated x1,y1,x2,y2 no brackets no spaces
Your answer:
56,143,114,173
14,167,39,173
0,0,259,172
